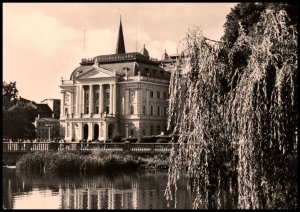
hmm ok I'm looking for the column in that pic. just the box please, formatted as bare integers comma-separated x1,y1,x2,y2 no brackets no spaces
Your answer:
89,85,93,114
70,92,74,115
99,84,103,114
70,123,73,141
113,83,117,115
76,86,79,114
109,84,113,114
88,123,94,141
146,90,149,115
65,122,68,139
81,86,84,114
125,89,129,114
78,123,83,140
61,92,65,117
135,89,139,114
103,122,107,141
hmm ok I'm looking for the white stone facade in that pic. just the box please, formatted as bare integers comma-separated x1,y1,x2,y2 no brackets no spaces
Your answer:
60,55,170,141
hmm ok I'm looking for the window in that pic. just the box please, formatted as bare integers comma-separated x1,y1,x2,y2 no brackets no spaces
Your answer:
65,108,68,116
150,106,153,116
157,92,160,98
130,105,134,114
157,125,161,135
143,129,146,136
130,129,134,137
150,125,153,135
163,92,167,99
105,106,109,113
157,106,160,116
96,106,99,114
105,90,110,101
143,105,146,115
150,91,153,98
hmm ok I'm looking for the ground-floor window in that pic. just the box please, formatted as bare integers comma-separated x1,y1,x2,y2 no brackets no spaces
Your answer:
130,129,134,137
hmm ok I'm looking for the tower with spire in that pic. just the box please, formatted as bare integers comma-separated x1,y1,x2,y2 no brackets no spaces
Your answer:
116,15,126,54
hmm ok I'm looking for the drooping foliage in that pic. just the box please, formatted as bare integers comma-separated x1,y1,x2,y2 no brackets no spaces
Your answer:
165,8,297,209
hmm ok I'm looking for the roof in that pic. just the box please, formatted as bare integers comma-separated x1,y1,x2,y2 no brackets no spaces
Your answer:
36,118,59,122
36,104,53,118
70,52,171,81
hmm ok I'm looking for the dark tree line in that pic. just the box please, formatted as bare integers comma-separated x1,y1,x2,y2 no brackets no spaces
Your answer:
3,81,36,139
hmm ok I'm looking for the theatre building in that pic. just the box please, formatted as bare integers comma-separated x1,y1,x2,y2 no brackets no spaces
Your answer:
59,19,171,141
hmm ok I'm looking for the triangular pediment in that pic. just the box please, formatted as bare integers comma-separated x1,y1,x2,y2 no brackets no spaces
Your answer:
76,67,115,80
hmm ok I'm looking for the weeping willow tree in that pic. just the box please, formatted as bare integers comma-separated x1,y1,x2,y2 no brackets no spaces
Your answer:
165,9,297,209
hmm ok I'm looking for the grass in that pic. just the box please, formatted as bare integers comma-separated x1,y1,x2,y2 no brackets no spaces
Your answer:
16,150,170,174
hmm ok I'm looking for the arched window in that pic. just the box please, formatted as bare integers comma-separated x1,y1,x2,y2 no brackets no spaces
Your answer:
157,106,160,116
150,106,153,116
130,105,134,114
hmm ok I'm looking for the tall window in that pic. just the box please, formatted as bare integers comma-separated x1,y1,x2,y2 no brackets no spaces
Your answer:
163,92,167,99
150,91,153,98
130,105,134,114
143,105,146,115
65,108,68,116
150,106,153,116
157,106,160,116
150,125,153,135
130,129,134,137
143,129,146,136
157,92,160,98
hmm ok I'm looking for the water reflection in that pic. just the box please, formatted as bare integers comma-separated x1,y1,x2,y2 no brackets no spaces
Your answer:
2,168,194,209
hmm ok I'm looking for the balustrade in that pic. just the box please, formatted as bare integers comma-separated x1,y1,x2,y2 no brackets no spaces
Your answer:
2,142,178,153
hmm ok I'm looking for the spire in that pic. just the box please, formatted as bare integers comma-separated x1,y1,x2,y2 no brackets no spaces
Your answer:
116,15,126,54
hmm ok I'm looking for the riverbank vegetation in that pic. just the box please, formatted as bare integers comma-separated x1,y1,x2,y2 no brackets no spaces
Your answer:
15,150,170,174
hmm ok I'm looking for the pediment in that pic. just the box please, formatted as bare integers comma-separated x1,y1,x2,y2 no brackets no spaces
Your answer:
76,67,115,80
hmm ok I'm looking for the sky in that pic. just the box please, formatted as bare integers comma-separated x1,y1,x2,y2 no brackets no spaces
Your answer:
3,3,237,103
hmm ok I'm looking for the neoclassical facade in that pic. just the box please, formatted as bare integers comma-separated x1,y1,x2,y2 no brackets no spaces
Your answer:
60,19,171,141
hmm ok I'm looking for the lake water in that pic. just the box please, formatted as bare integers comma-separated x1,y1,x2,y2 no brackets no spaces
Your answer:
2,167,195,209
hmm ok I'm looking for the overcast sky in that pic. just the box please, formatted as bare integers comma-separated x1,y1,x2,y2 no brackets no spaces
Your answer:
3,3,237,103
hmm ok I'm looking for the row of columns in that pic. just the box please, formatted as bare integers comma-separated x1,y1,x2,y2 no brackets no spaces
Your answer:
61,83,117,117
65,122,109,141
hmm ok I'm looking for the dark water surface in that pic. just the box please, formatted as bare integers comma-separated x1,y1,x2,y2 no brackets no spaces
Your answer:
2,168,194,209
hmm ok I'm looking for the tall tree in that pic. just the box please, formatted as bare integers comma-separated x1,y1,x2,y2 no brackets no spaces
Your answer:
165,8,297,209
219,2,298,92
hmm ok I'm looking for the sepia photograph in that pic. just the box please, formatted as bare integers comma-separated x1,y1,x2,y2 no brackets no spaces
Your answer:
2,2,298,209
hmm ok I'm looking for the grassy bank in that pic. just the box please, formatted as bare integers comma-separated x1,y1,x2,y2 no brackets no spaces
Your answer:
16,150,169,173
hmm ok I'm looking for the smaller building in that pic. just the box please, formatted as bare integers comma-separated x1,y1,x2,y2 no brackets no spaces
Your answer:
41,98,61,119
34,116,60,140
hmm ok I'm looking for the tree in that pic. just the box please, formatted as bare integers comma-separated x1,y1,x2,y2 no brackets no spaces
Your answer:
3,81,19,110
3,101,36,139
165,9,297,209
219,3,298,92
2,82,36,139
